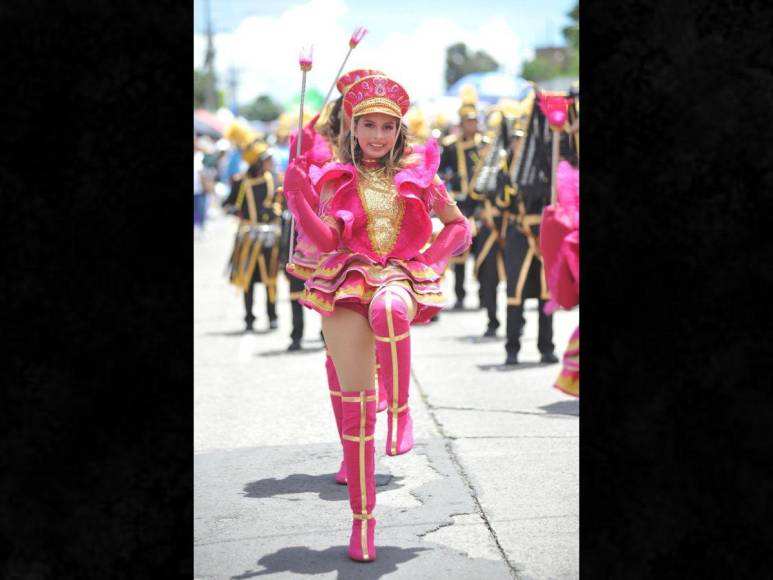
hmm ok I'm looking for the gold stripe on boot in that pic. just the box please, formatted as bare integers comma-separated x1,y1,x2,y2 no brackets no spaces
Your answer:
386,293,400,456
359,392,369,560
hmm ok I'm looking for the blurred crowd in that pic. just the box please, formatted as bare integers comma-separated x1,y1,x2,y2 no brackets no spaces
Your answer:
194,81,578,390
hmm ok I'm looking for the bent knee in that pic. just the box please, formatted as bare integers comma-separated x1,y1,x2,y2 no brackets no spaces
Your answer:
368,288,413,332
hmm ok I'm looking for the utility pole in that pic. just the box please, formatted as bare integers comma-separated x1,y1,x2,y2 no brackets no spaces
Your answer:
228,65,240,116
203,0,217,110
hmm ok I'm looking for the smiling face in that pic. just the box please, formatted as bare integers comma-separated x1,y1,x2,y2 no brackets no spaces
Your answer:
353,112,399,160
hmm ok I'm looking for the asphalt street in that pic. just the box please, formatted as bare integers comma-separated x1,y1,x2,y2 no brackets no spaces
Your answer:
194,210,579,579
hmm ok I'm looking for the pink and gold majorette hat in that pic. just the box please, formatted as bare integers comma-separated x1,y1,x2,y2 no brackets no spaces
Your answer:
343,75,410,120
336,69,384,95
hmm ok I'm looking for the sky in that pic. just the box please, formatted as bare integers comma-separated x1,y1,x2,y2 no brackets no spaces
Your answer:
193,0,576,108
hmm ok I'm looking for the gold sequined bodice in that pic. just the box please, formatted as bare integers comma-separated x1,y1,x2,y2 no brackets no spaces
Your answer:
357,167,405,255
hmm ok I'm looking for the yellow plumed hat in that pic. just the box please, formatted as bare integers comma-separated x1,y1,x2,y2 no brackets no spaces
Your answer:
486,109,503,129
242,141,269,166
490,95,534,138
495,98,521,119
496,91,535,119
275,112,296,140
224,120,258,149
224,120,268,166
406,106,429,141
458,84,479,119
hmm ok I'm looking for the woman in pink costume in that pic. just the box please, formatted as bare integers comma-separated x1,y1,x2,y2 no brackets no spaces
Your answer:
539,129,579,397
286,70,392,488
283,74,471,562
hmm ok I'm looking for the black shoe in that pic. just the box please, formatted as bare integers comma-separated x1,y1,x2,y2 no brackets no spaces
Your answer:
504,353,519,365
453,301,464,310
483,327,497,338
287,339,302,351
430,315,439,323
540,352,559,364
245,321,255,332
269,319,278,330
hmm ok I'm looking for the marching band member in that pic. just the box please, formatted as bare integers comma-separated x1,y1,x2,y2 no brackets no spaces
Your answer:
223,122,282,332
496,99,558,365
438,85,486,310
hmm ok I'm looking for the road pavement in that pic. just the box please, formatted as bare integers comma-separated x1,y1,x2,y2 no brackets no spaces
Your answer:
194,211,579,579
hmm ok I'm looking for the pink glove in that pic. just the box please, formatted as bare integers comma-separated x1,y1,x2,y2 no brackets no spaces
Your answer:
284,159,339,253
283,154,318,210
288,114,320,162
414,217,471,272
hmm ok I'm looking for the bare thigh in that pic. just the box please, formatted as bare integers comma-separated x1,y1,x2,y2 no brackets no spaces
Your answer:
321,307,376,392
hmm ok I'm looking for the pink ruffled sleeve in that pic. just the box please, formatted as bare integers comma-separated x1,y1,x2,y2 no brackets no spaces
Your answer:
427,176,455,214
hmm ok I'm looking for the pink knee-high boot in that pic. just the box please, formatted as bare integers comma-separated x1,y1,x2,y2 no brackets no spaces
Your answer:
325,354,348,484
341,389,378,562
369,290,414,456
375,358,388,413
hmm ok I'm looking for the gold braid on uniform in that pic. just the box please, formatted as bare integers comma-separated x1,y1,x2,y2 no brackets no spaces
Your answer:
262,171,280,301
467,135,488,202
496,142,522,209
506,213,549,305
465,133,486,201
455,140,468,197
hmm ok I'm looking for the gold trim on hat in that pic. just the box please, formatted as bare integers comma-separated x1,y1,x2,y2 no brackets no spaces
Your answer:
352,98,402,119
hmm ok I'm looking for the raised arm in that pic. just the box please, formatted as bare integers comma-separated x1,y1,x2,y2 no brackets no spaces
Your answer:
283,158,340,253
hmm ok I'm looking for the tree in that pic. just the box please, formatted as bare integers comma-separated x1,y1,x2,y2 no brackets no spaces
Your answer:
240,94,283,122
562,3,579,51
445,43,499,89
194,68,214,109
520,2,579,82
521,57,564,83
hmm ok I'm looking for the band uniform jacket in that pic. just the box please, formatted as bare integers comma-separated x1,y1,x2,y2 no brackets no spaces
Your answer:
439,132,487,217
439,132,488,265
223,170,283,302
495,126,553,307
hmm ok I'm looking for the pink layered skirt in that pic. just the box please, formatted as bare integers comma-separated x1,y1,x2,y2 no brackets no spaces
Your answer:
292,250,447,324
